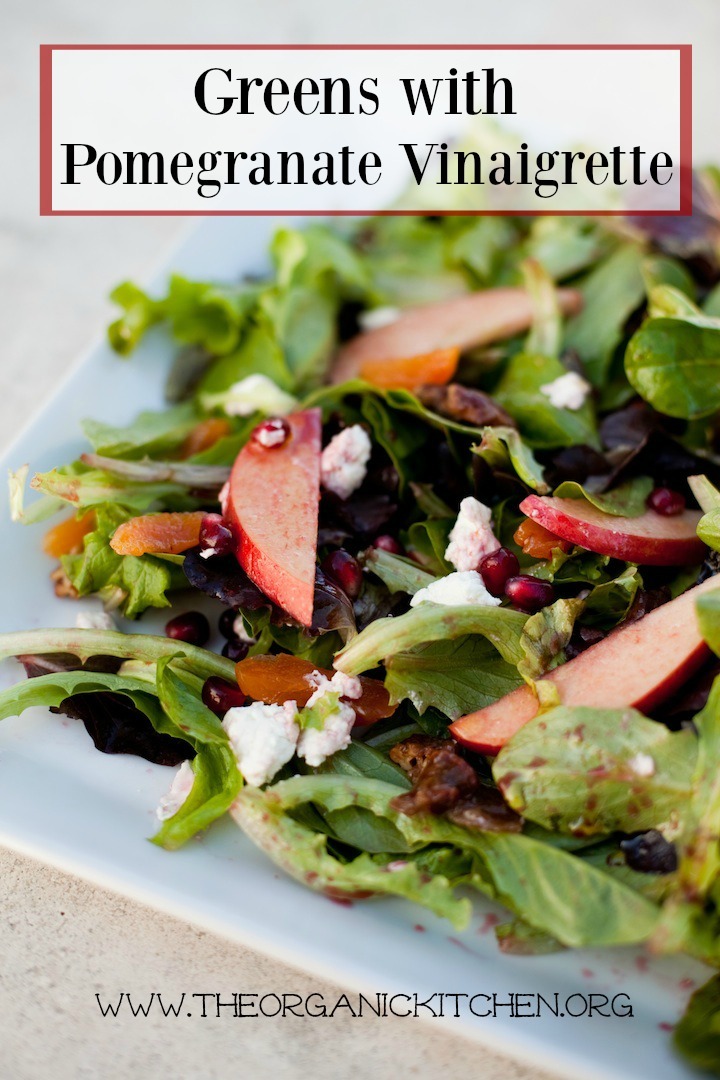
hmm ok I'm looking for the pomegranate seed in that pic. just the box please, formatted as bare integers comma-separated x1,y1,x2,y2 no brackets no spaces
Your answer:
218,608,238,639
479,547,520,597
504,575,555,613
165,611,210,647
199,513,234,557
202,676,245,716
647,487,686,517
252,417,291,449
222,638,250,662
321,549,363,600
373,534,404,556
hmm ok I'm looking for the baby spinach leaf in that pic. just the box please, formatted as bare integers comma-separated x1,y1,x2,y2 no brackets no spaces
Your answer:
494,353,599,450
625,317,720,419
564,242,646,387
493,706,697,837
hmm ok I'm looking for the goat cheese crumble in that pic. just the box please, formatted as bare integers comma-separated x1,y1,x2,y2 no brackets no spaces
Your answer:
223,700,300,787
628,752,656,778
540,371,592,411
156,760,195,821
410,570,501,608
296,671,363,767
214,374,297,418
358,306,401,331
75,608,117,631
444,496,500,571
320,425,372,501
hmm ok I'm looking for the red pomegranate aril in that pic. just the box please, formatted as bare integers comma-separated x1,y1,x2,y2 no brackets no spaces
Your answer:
199,513,235,557
218,608,238,639
251,417,291,449
479,546,520,597
202,676,246,716
373,534,404,556
647,487,686,517
504,575,555,613
165,611,210,647
321,549,364,600
222,638,250,662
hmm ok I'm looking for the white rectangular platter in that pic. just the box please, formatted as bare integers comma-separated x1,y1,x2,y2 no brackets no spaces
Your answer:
0,216,709,1080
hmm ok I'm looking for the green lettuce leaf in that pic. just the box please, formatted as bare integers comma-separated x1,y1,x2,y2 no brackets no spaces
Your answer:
384,635,523,719
493,706,697,837
472,426,549,493
81,402,198,460
108,282,165,356
362,547,436,596
553,476,654,518
334,604,528,676
674,975,720,1075
32,464,196,514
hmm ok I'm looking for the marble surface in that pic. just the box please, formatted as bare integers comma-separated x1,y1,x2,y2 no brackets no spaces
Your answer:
1,1,716,1076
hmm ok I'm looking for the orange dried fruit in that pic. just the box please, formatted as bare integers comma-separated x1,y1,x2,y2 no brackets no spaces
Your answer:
43,511,96,558
360,346,459,391
235,653,394,726
180,417,232,459
110,511,206,556
514,517,571,560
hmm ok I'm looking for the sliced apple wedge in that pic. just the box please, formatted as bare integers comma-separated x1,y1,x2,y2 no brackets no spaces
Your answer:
519,493,706,566
450,576,720,755
332,287,583,384
226,409,321,626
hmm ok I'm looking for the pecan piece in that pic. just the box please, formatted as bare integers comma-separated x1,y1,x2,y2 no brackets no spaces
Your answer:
417,383,516,429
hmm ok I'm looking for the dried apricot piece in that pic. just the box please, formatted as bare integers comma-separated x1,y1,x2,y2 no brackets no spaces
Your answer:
180,417,231,459
514,518,571,560
360,347,459,391
110,511,206,556
235,653,394,726
43,511,96,558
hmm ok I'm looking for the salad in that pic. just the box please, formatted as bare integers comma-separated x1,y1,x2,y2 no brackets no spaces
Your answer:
6,175,720,1073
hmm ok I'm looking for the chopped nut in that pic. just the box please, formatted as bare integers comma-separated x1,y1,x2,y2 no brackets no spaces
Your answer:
417,384,516,429
51,566,78,599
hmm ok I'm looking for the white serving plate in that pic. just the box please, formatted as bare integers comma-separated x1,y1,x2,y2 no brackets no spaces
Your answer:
0,217,709,1080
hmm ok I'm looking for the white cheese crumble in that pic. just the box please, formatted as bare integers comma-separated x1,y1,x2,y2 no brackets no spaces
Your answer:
223,700,300,787
75,608,117,631
296,671,363,767
254,422,288,448
628,753,656,779
540,371,592,411
358,306,401,331
444,496,500,572
409,570,501,608
320,425,372,501
156,760,195,821
218,374,297,418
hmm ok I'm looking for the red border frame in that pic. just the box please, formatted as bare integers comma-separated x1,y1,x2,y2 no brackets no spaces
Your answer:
39,44,692,217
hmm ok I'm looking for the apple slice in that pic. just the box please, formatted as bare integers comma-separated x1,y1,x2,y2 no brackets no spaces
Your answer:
332,287,583,384
519,493,705,566
450,576,720,755
225,409,321,626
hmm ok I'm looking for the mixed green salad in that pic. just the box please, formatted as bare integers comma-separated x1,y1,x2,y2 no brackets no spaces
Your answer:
7,174,720,1072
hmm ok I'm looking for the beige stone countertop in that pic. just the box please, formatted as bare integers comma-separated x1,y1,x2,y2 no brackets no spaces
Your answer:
1,1,717,1077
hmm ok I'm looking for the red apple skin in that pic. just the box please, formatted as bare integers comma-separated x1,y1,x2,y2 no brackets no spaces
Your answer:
332,288,583,384
226,408,321,627
519,494,706,567
450,577,720,755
